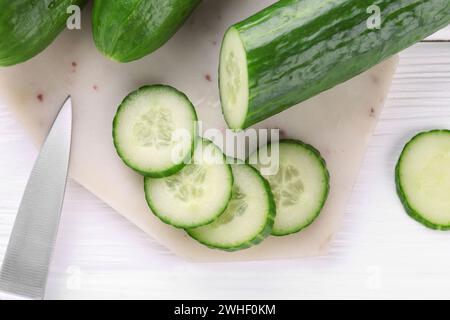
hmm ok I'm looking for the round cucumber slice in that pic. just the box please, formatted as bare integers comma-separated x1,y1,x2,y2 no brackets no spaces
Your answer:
396,130,450,230
145,139,233,229
219,27,249,131
248,140,330,236
187,163,276,251
113,85,197,178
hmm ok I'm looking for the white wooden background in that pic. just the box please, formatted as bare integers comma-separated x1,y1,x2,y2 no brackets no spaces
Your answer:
1,27,450,300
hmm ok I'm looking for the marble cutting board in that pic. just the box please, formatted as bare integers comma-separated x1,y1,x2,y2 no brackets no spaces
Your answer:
0,0,398,261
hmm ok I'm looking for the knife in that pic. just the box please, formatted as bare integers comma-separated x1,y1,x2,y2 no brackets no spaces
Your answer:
0,96,72,300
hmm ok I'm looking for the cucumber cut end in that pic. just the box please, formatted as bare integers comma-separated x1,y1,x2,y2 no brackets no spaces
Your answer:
396,130,450,229
219,27,249,131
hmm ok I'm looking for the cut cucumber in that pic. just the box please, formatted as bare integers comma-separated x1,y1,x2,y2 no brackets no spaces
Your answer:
248,140,330,236
187,162,276,251
113,85,197,178
145,138,233,229
396,130,450,230
219,0,450,130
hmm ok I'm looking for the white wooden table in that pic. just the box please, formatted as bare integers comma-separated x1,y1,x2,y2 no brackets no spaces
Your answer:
1,27,449,300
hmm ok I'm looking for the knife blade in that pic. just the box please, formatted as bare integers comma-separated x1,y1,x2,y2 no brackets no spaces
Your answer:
0,96,72,300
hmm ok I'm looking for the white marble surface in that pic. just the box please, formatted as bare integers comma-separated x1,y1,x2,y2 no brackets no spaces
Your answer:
0,27,450,299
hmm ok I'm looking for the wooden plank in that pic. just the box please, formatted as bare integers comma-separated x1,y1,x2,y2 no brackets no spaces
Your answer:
426,26,450,41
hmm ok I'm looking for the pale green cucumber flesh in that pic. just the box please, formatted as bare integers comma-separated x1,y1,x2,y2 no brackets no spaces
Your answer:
187,163,275,251
113,85,198,178
219,28,249,130
248,140,330,236
396,130,450,230
145,139,233,229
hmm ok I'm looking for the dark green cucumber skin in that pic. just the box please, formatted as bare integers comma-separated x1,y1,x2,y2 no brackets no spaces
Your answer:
395,130,450,231
92,0,201,63
0,0,88,66
186,164,276,252
144,138,234,229
222,0,450,129
113,85,198,178
248,139,330,236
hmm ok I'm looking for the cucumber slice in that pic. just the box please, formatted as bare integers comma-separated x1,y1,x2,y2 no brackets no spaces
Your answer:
145,139,233,229
187,163,276,251
113,85,197,178
248,140,330,236
396,130,450,230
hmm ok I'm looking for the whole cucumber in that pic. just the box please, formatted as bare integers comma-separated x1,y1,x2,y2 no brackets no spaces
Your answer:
0,0,88,67
92,0,201,63
219,0,450,130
